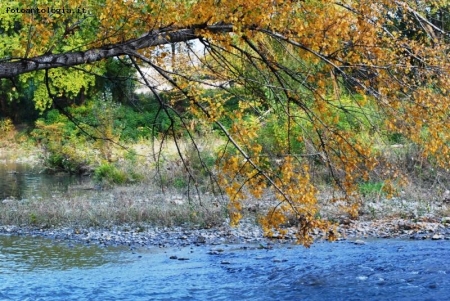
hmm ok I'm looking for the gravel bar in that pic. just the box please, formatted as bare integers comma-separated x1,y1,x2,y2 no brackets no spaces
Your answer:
1,217,450,248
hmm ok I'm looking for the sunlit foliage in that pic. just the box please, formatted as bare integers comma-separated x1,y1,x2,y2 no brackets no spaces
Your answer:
1,0,449,246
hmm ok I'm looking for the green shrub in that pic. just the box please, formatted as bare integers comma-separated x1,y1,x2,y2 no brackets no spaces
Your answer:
0,117,16,147
31,118,92,173
358,181,384,196
0,117,14,133
173,177,188,189
94,163,128,184
257,113,305,157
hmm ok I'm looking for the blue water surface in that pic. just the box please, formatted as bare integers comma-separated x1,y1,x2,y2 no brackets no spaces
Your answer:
0,236,449,300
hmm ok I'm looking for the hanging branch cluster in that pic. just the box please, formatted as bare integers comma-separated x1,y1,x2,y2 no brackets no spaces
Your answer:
1,0,449,246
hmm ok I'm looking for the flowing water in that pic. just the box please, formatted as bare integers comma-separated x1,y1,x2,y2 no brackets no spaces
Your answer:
0,235,449,300
1,163,449,300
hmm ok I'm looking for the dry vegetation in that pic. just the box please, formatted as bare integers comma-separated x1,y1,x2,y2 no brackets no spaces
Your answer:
0,185,226,229
1,125,449,235
0,128,228,229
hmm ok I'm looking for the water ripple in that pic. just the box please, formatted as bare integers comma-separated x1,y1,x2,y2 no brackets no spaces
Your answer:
0,236,449,300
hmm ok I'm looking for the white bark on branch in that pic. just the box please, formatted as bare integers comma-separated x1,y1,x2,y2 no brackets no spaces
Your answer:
0,24,233,78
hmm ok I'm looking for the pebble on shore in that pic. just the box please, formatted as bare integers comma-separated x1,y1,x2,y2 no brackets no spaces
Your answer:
0,217,449,248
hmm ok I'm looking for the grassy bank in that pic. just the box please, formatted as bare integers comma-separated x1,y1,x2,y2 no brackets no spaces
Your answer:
0,122,230,229
0,185,226,230
1,121,449,235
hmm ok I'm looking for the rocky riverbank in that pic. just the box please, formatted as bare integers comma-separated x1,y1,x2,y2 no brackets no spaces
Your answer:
2,138,450,249
1,216,450,249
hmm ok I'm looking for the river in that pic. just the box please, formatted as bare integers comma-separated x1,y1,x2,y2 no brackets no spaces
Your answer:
0,235,449,300
0,163,449,300
0,162,91,200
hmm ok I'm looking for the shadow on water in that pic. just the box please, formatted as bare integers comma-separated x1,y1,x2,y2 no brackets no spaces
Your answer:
0,162,91,200
0,236,122,272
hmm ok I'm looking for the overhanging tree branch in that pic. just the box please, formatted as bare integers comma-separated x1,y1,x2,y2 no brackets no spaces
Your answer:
0,24,233,78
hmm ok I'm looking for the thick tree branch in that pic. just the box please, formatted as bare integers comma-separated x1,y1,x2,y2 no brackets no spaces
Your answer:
0,24,233,78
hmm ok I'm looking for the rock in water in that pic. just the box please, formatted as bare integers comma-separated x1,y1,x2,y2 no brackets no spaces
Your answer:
432,234,443,240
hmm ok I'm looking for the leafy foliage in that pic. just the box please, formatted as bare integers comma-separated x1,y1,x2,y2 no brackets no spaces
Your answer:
31,110,93,173
1,0,450,246
94,162,128,185
0,117,14,133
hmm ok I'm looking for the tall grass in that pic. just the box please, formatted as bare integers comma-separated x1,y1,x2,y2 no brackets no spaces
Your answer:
0,185,227,229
